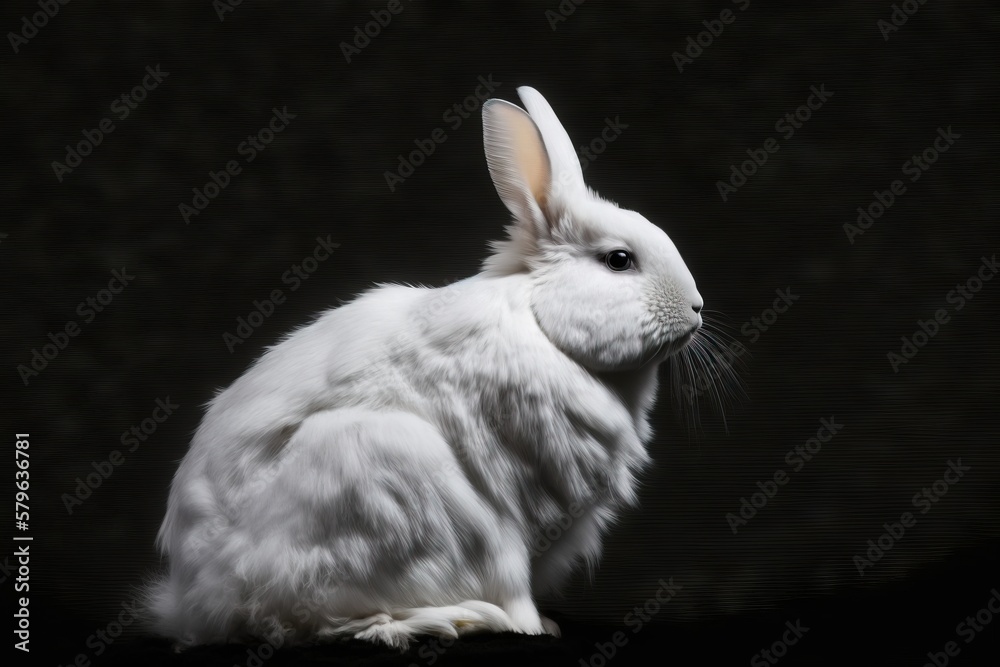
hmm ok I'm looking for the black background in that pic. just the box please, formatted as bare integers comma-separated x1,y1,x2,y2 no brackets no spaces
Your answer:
3,1,999,665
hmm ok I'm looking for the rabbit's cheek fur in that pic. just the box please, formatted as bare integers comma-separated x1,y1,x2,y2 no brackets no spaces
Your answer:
529,265,650,371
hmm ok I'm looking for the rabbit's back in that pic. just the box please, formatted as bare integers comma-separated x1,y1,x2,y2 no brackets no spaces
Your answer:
156,283,423,550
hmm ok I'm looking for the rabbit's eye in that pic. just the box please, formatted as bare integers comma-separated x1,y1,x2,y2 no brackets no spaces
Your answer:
604,250,633,272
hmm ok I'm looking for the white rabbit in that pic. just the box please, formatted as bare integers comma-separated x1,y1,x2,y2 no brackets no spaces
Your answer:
146,86,703,649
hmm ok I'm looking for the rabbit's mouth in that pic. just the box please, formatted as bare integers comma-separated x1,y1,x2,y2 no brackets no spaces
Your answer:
672,328,696,350
642,327,697,366
663,329,696,357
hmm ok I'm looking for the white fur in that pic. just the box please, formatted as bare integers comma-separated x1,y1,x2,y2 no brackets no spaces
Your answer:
147,87,702,649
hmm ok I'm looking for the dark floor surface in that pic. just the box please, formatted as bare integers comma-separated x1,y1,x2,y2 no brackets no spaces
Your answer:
26,538,1000,667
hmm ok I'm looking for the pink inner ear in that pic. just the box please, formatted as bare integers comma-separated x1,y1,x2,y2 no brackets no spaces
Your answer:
496,104,551,208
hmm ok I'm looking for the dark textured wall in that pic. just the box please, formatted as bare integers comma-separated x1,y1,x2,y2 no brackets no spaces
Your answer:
3,1,999,665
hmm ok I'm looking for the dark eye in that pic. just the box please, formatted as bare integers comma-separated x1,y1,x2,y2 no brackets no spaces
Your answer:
604,249,633,272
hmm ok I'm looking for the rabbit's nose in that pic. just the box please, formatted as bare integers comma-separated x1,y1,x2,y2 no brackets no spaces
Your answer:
687,294,704,331
691,293,704,315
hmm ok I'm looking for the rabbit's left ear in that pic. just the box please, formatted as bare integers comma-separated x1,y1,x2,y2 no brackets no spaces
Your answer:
483,98,552,231
515,87,585,200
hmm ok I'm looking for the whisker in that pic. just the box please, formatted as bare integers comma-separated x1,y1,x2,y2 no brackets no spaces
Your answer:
667,313,749,435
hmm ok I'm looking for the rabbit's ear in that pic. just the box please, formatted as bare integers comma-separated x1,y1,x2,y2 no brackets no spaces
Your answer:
516,87,585,199
483,98,552,229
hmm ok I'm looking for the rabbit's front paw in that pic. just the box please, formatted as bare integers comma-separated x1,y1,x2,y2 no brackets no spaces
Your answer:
505,598,546,635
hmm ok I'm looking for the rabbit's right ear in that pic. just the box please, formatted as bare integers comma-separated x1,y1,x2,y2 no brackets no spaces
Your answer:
482,99,552,231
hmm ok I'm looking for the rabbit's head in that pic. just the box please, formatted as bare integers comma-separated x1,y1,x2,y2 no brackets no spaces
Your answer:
482,87,702,372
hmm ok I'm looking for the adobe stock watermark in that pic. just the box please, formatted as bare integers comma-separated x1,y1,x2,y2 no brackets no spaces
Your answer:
341,279,464,392
853,458,970,576
545,0,586,31
548,116,629,201
16,268,135,386
383,75,501,192
922,587,1000,667
224,426,469,529
222,235,340,352
213,0,245,22
577,577,683,666
7,0,72,54
726,417,844,534
750,620,810,667
410,633,458,666
844,126,960,244
672,0,751,73
878,0,930,42
527,473,613,559
179,106,297,224
61,397,179,514
530,503,586,558
340,0,415,63
741,287,800,343
12,542,30,652
229,590,347,667
54,599,141,666
51,65,169,182
716,84,833,202
887,254,996,373
233,635,284,667
576,116,629,172
683,287,800,403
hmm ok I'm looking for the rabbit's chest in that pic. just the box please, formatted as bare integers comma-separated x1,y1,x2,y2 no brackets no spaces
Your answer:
425,358,649,521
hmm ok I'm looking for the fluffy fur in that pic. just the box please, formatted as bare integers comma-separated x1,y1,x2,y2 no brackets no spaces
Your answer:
147,87,703,649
